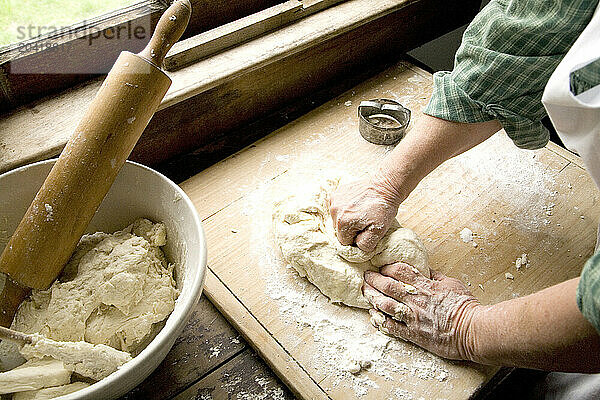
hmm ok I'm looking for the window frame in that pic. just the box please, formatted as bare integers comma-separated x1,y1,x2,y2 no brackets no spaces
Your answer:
0,0,481,177
0,0,286,112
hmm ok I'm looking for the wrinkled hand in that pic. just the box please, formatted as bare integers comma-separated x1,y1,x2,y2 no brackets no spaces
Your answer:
363,262,481,360
329,176,402,252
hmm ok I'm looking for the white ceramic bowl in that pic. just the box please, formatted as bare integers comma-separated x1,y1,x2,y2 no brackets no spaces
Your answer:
0,159,207,399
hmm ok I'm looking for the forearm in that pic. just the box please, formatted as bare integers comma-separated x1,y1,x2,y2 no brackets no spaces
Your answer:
374,114,501,204
465,278,600,372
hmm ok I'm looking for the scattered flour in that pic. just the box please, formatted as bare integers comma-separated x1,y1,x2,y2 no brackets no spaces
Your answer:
209,344,221,358
417,133,557,235
515,253,530,271
220,368,288,400
459,228,473,243
243,174,451,399
43,204,53,222
196,391,213,400
240,131,554,397
394,388,424,400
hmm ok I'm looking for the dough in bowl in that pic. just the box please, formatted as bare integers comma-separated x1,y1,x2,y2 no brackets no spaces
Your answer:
272,178,429,308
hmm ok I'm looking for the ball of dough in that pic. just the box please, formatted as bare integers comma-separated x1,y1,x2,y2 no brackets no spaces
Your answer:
273,178,430,309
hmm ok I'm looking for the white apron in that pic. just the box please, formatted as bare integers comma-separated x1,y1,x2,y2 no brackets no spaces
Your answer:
542,2,600,251
538,5,600,397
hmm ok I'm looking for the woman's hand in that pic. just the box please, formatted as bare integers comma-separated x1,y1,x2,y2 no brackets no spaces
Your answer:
363,262,481,360
329,175,403,252
329,116,501,253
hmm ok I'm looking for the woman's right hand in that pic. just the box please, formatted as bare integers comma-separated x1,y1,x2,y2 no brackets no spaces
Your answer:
329,115,502,253
329,174,403,252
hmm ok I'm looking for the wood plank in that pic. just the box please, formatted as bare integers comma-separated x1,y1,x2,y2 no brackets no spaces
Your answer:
173,349,296,400
546,141,585,167
184,0,285,44
160,0,430,109
0,0,480,175
152,58,391,184
121,295,246,400
180,61,432,220
202,269,328,399
165,1,303,71
180,60,600,399
165,0,350,71
300,0,347,13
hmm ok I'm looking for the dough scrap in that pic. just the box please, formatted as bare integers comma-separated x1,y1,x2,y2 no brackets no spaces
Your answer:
273,178,429,308
0,359,71,394
12,382,90,400
20,334,132,381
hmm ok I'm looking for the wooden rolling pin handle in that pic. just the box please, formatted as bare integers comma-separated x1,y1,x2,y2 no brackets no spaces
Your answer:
0,325,32,345
0,1,192,293
0,278,29,328
139,0,192,68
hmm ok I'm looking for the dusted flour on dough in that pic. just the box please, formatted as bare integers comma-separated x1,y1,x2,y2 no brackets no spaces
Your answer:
273,178,429,308
12,219,179,354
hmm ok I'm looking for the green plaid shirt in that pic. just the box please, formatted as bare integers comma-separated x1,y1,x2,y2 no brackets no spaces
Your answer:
424,0,599,149
579,249,600,333
425,0,600,333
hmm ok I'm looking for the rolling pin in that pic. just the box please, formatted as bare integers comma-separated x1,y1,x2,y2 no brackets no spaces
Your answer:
0,0,191,327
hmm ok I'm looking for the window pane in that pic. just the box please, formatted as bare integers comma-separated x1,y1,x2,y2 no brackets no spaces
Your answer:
0,0,141,47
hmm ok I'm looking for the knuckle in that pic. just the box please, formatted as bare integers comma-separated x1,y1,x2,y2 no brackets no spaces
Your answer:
336,218,355,240
337,212,358,231
392,303,411,322
378,298,396,314
357,233,378,251
381,263,402,278
368,223,386,235
383,280,400,297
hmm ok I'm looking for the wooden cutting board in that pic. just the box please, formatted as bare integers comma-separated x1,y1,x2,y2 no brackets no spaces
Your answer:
180,60,600,399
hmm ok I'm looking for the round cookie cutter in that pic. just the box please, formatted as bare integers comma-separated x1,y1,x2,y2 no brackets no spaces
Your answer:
358,99,411,145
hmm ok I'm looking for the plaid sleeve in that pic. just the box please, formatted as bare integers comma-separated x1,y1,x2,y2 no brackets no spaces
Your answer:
578,250,600,333
424,0,599,150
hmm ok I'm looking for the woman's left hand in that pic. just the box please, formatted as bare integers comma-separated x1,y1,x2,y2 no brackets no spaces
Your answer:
363,262,482,360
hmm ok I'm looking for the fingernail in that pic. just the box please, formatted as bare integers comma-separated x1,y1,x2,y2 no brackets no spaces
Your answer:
369,317,378,328
379,325,390,335
369,309,385,328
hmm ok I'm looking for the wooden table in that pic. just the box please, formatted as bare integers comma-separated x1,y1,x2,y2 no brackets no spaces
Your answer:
125,59,600,399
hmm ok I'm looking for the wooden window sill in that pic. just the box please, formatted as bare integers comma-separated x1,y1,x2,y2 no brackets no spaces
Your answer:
0,0,479,174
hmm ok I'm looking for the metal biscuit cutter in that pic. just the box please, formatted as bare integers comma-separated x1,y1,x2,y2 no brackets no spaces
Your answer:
358,99,411,145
